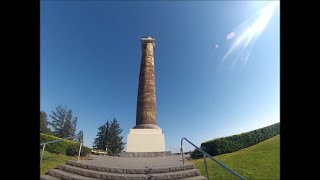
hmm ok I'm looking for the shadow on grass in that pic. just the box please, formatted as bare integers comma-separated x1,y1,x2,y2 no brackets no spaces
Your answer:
190,156,204,160
42,157,57,161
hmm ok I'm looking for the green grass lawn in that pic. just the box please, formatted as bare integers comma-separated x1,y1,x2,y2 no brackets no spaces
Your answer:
191,134,280,180
40,151,76,175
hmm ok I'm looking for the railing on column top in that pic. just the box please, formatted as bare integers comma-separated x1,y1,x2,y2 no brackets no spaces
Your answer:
180,137,246,180
40,136,83,165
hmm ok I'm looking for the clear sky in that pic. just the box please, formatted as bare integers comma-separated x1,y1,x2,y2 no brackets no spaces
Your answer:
40,1,279,152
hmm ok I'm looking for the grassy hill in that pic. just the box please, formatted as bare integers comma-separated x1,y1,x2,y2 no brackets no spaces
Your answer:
40,151,76,175
192,134,280,180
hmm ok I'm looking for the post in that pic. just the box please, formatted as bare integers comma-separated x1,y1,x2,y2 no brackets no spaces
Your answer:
181,139,185,164
203,154,209,180
40,144,46,164
78,142,82,162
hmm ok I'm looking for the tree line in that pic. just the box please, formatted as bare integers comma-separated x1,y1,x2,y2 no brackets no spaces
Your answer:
41,105,125,155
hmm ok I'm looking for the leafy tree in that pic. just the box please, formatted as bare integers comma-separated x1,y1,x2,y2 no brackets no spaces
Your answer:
40,111,51,134
49,105,77,138
107,118,125,155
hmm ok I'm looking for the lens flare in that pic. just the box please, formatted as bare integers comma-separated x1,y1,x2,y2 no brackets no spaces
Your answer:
218,1,279,70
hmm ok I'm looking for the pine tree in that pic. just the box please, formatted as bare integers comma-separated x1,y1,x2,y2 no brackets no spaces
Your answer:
77,130,84,143
40,111,51,134
93,121,109,150
104,121,110,150
107,118,125,155
49,105,77,138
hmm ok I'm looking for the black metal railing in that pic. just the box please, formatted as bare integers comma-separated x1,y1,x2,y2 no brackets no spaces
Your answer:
40,136,82,164
181,137,246,180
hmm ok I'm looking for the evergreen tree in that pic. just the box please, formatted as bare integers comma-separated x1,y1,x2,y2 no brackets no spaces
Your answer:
77,130,84,143
104,121,110,150
49,105,77,138
93,121,109,150
40,111,51,134
107,118,125,155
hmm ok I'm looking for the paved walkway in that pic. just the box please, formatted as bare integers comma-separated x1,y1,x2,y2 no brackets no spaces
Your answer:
79,154,191,169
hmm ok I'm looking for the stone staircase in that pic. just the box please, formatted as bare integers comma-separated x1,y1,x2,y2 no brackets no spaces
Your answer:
41,155,207,180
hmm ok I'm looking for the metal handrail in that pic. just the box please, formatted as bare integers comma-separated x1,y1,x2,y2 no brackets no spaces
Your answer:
181,137,246,180
40,136,83,164
40,136,75,146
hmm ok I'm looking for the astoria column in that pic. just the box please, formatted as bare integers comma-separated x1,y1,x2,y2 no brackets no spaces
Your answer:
135,37,157,129
126,36,167,155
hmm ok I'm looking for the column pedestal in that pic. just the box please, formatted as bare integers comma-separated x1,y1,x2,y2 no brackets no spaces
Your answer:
126,128,165,152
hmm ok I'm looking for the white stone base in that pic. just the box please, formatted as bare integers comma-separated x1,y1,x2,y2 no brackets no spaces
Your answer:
126,128,165,152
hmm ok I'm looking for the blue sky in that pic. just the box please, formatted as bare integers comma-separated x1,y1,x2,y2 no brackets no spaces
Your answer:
40,1,279,152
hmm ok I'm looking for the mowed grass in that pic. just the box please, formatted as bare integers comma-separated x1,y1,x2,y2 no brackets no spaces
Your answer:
191,134,280,180
40,151,76,175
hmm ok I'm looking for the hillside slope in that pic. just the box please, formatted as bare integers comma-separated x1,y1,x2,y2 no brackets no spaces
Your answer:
192,134,280,180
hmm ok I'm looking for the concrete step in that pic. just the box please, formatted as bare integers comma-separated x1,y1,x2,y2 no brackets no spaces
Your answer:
59,164,146,180
67,160,195,174
148,169,201,180
59,164,201,180
182,176,207,180
48,169,100,180
40,174,60,180
42,169,206,180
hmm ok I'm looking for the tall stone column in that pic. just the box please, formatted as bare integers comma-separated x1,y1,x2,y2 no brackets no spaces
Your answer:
126,36,167,155
135,37,157,129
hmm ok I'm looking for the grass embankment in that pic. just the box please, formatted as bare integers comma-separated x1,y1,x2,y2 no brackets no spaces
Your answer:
40,151,76,175
192,135,280,180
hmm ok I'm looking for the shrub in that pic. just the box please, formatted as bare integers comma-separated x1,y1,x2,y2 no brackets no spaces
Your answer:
201,122,280,156
66,143,91,156
40,133,91,156
190,149,203,158
80,146,91,156
66,145,79,156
